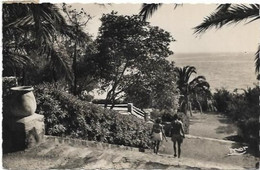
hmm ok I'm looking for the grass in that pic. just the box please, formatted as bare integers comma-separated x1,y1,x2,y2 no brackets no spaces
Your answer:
188,112,238,139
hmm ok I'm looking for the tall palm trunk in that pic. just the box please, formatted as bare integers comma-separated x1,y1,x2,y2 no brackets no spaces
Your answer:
183,95,189,115
188,102,192,117
184,95,192,116
195,93,203,114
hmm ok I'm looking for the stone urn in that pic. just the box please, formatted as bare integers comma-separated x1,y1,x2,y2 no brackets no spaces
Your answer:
9,86,37,118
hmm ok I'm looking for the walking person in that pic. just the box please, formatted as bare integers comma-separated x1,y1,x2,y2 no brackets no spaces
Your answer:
170,114,185,158
151,118,167,154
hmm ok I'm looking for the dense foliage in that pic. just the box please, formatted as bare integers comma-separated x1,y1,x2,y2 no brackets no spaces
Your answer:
3,3,97,96
213,86,259,155
175,66,210,115
124,60,179,110
34,83,152,148
3,4,72,82
213,88,233,113
95,12,178,109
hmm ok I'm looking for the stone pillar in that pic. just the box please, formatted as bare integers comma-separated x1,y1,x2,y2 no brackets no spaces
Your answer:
3,85,45,153
144,112,151,122
7,114,45,151
127,103,133,113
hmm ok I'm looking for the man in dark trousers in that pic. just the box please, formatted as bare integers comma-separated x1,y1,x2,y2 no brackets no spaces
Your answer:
170,114,185,158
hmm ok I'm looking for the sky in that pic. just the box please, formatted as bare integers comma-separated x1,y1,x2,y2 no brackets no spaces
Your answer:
64,3,259,54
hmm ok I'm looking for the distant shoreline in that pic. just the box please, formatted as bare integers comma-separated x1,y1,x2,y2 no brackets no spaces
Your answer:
171,52,255,55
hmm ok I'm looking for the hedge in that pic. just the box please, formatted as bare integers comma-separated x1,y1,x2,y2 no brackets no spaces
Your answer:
34,83,152,148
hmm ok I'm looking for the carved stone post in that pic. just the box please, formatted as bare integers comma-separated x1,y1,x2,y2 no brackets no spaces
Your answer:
144,112,151,122
127,103,133,114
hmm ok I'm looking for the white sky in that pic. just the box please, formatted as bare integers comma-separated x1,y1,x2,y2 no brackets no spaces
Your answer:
63,3,259,54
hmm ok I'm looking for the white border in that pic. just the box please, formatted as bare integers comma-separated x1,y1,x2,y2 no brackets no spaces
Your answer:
38,0,260,4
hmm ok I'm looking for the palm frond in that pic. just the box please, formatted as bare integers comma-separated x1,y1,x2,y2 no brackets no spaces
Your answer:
3,49,34,68
50,48,73,82
139,3,162,21
184,66,196,83
139,3,181,21
255,44,260,73
189,75,207,85
175,66,197,92
194,4,259,34
189,76,210,93
5,15,34,28
216,4,231,12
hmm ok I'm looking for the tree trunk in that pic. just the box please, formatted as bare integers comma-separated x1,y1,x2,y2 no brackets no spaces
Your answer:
73,38,77,95
52,67,57,82
195,94,203,114
183,95,189,115
188,101,192,117
104,90,111,108
110,97,116,109
183,103,188,115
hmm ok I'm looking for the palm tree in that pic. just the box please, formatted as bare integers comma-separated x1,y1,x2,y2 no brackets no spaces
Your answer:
3,3,74,83
194,4,260,74
175,66,210,116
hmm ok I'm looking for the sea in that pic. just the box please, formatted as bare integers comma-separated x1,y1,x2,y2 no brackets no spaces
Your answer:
169,52,258,92
94,52,258,99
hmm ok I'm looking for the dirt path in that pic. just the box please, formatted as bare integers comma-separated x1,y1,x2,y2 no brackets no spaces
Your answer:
159,136,258,168
3,140,246,170
155,112,258,168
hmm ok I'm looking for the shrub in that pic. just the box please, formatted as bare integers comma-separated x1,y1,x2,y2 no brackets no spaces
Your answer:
213,88,233,113
34,83,152,148
79,90,94,102
213,86,260,156
2,76,18,97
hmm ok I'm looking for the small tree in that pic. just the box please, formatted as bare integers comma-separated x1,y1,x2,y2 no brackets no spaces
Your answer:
96,12,175,108
124,60,179,111
62,4,92,95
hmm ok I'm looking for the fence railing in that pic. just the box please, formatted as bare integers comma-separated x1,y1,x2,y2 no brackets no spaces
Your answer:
98,103,152,122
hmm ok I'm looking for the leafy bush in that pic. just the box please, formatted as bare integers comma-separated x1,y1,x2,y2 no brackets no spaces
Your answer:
79,91,94,102
2,76,18,97
213,86,260,155
34,83,152,148
213,88,233,113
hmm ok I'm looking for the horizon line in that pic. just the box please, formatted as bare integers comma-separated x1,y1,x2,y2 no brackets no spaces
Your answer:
172,51,255,54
